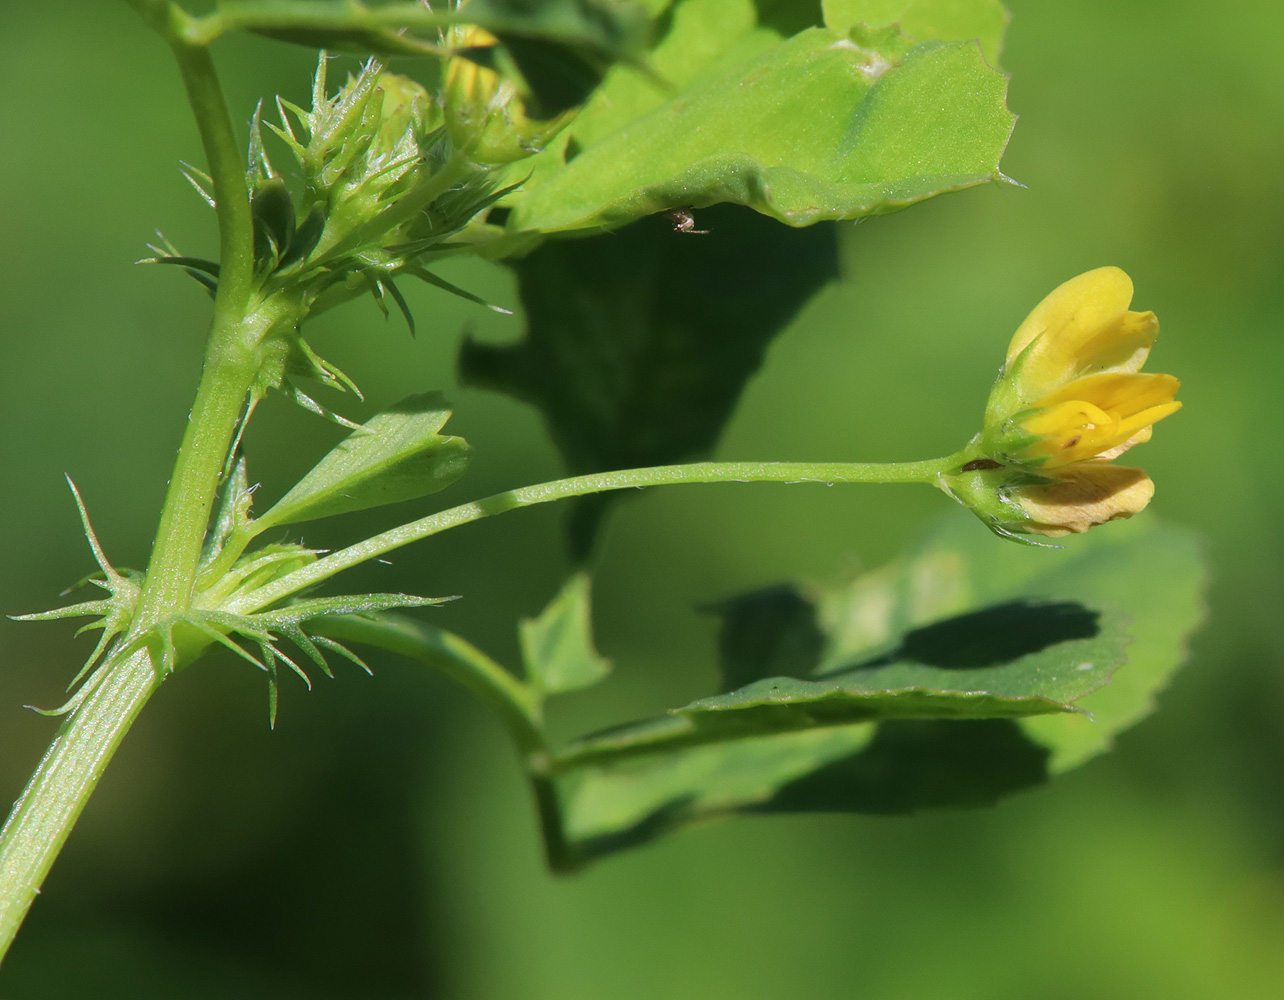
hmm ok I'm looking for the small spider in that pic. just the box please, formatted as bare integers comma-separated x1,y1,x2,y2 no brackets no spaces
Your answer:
666,207,709,235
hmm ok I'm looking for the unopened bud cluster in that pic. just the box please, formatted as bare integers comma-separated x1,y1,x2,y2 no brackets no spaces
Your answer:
158,46,560,427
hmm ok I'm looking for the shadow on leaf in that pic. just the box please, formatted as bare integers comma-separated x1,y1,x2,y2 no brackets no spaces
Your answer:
761,719,1050,815
836,600,1101,673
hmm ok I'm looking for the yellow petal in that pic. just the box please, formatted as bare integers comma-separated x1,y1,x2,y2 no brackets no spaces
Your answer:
1005,268,1162,403
1017,465,1155,537
1006,267,1134,363
1034,371,1180,414
1093,425,1152,461
1019,372,1181,467
1074,309,1159,377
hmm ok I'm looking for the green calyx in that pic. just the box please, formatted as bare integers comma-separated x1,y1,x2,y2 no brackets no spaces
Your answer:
936,446,1058,547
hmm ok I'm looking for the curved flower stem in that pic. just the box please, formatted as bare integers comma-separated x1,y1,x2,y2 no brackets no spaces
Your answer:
230,457,961,615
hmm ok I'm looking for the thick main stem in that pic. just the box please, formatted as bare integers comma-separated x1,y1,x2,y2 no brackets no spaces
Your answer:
232,458,955,614
0,16,261,965
0,650,160,957
136,32,260,619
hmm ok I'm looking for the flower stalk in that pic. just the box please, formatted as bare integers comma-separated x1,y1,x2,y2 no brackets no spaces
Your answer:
226,457,963,615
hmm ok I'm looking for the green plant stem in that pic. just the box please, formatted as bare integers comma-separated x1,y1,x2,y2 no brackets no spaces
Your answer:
231,457,960,615
0,649,158,960
135,17,264,620
307,614,580,872
185,1,457,47
0,10,264,965
311,614,546,758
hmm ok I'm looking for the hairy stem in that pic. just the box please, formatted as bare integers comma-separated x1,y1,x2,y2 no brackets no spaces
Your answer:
307,614,579,873
0,650,160,960
231,457,959,614
0,9,263,964
311,614,546,758
136,23,264,619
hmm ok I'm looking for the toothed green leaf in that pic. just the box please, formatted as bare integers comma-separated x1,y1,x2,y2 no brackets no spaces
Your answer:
552,513,1207,863
256,393,472,528
520,573,611,694
505,4,1014,233
822,0,1009,67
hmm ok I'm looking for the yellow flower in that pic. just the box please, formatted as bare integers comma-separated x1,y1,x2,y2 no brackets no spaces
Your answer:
984,267,1181,469
956,267,1182,540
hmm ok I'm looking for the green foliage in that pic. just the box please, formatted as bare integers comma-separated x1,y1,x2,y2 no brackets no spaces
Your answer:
520,573,612,694
553,513,1205,860
464,206,837,554
300,511,1205,867
256,393,472,528
213,0,651,66
823,0,1008,65
503,0,1014,233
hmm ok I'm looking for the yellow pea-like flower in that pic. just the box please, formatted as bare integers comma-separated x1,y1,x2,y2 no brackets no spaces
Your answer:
957,267,1183,539
984,267,1181,471
1018,371,1181,468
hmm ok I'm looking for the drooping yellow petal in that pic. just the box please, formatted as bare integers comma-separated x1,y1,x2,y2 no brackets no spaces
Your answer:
1004,267,1160,403
1016,465,1155,537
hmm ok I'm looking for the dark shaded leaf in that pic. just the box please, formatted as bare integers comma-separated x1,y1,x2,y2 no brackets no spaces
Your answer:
222,0,650,66
278,205,326,270
709,585,826,690
554,513,1207,861
498,34,608,119
754,0,823,35
762,718,1049,814
251,178,297,265
462,204,838,555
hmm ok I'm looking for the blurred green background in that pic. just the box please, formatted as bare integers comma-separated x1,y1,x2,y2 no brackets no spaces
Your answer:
2,1,1283,997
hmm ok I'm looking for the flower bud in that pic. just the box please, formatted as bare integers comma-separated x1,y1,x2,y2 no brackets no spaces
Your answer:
372,73,435,160
444,28,575,164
